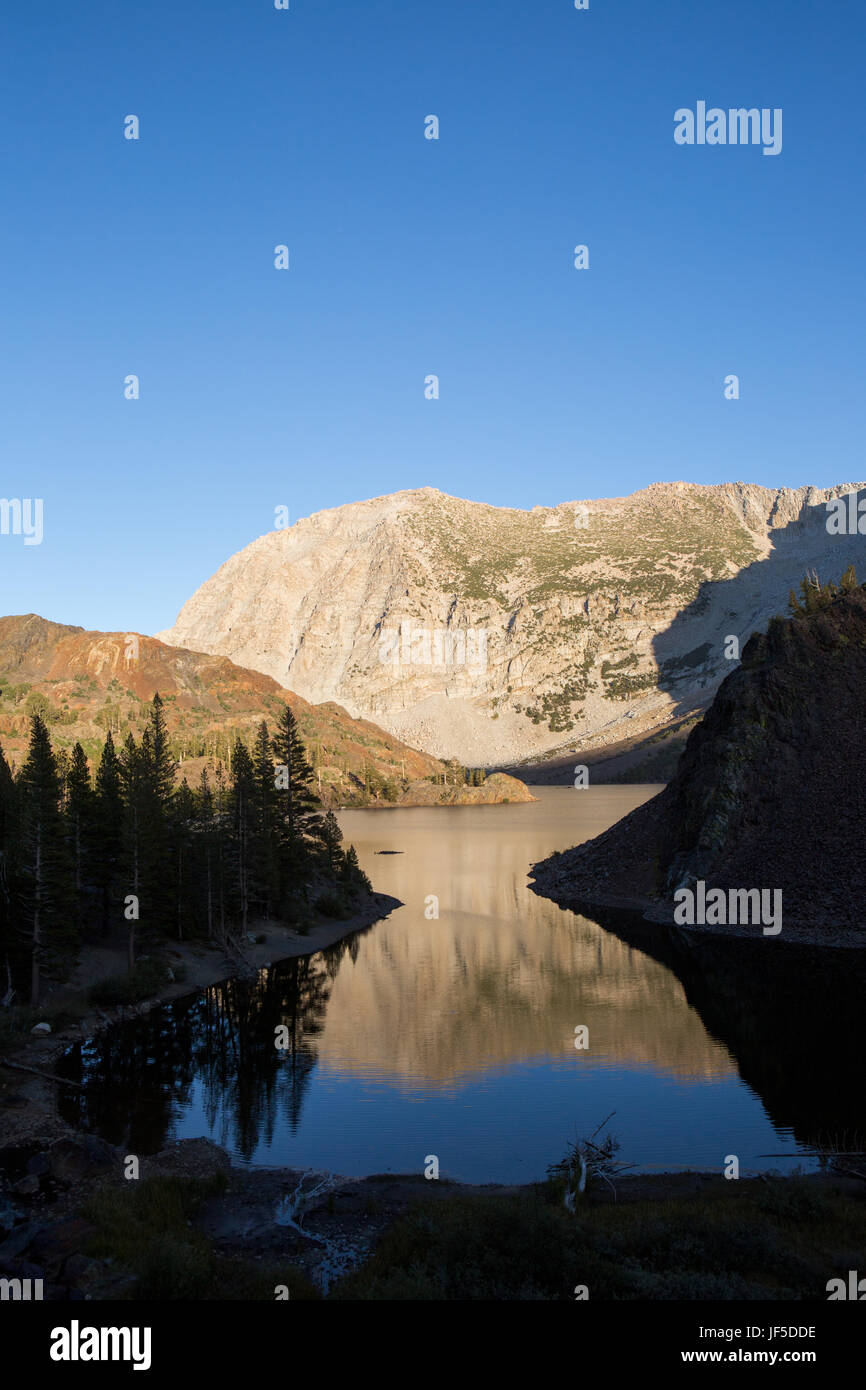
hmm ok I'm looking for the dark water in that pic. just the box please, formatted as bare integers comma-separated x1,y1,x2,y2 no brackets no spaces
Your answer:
58,789,866,1183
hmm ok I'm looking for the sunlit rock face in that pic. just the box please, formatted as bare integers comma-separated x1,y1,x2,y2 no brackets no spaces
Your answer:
158,482,866,764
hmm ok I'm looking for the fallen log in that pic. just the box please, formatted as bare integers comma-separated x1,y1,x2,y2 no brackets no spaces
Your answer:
0,1058,84,1089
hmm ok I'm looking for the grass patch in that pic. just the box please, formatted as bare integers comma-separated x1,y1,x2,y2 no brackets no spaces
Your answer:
83,1175,319,1300
330,1179,866,1301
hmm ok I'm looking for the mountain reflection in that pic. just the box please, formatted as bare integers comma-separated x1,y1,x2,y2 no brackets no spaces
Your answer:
58,791,861,1178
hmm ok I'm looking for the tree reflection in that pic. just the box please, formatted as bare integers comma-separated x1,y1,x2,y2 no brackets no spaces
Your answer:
57,935,362,1159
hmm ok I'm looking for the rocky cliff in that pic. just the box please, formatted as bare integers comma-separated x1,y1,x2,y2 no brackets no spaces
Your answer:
157,482,866,765
530,578,866,944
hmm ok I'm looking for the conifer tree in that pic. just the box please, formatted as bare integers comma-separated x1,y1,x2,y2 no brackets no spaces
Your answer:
196,767,216,940
93,730,124,935
139,694,177,930
17,715,72,1005
272,705,322,892
118,732,143,969
0,691,374,995
230,738,256,934
147,693,176,809
66,743,92,900
213,761,228,934
340,844,371,895
0,741,18,998
252,720,279,916
320,810,343,874
172,778,197,940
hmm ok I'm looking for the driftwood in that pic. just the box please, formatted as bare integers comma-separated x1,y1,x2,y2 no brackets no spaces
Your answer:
830,1165,866,1184
0,1058,84,1089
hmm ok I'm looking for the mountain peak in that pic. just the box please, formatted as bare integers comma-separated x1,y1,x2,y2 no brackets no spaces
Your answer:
157,481,866,764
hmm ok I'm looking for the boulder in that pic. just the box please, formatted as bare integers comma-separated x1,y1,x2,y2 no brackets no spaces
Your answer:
0,1220,45,1260
44,1135,117,1185
11,1175,40,1197
29,1219,97,1278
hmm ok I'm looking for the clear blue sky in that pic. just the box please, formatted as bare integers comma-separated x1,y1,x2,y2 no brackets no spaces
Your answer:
1,0,863,635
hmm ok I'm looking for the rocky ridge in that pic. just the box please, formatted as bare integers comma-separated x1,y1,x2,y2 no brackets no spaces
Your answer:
157,481,866,764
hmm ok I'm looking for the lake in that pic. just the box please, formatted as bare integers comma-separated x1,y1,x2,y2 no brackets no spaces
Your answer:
58,787,863,1184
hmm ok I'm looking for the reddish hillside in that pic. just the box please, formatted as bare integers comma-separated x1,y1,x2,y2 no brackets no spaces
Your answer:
0,615,531,807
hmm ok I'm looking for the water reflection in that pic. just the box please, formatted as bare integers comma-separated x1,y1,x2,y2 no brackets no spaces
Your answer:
60,942,362,1161
58,790,864,1182
578,905,866,1153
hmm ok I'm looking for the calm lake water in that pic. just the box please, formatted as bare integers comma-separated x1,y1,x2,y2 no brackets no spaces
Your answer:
58,788,864,1183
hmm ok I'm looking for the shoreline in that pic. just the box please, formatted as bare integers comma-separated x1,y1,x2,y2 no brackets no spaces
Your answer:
0,890,402,1152
3,1130,862,1302
528,865,866,952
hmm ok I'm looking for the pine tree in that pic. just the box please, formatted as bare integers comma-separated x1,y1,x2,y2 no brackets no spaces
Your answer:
272,705,322,896
196,767,215,940
139,694,176,931
320,810,343,874
172,778,197,940
787,568,853,618
65,743,92,902
146,693,176,809
840,563,859,593
0,741,18,1000
252,720,279,916
17,716,73,1005
213,761,228,934
230,738,256,934
118,732,143,969
93,730,124,936
340,844,371,895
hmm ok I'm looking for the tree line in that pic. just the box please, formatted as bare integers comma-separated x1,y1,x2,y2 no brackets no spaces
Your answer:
0,694,370,1007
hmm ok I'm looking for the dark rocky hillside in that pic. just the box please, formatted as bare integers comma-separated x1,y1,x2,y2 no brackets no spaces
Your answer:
531,575,866,943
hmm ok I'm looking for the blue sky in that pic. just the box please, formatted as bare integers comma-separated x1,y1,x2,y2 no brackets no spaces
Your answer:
1,0,863,634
